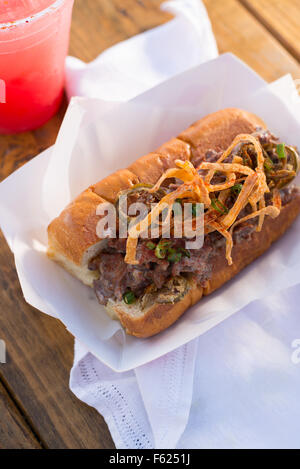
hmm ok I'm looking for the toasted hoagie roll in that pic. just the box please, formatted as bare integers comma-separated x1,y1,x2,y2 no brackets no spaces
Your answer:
48,108,300,338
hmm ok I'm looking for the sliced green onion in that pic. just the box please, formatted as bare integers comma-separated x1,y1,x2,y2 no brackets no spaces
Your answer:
155,239,178,259
167,252,182,263
231,183,243,195
276,143,286,160
264,158,273,172
123,291,137,305
286,145,300,174
211,198,229,215
155,241,169,259
180,248,191,258
146,241,156,250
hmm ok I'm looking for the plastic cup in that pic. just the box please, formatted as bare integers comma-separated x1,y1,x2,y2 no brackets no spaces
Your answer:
0,0,74,134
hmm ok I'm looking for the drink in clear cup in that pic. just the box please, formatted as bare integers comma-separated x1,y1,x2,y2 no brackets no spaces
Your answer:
0,0,74,134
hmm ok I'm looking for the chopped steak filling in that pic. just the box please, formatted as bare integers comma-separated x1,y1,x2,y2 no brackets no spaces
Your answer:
91,236,214,305
90,128,299,305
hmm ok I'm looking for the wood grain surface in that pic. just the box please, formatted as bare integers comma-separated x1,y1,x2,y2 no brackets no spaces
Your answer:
70,0,171,62
0,229,115,449
240,0,300,62
204,0,300,81
0,381,41,449
0,0,299,449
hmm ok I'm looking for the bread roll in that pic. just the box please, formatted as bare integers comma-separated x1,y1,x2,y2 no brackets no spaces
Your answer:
47,108,300,337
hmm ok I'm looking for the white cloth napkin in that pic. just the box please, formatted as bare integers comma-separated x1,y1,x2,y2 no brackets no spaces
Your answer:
65,0,218,101
66,0,300,449
71,285,300,449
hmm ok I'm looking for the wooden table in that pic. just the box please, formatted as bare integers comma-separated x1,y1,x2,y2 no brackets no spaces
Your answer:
0,0,299,449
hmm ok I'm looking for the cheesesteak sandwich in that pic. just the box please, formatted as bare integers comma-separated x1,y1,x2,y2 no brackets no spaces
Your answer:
47,108,300,338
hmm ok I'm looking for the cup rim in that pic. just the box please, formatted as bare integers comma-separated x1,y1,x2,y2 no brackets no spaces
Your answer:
0,0,69,29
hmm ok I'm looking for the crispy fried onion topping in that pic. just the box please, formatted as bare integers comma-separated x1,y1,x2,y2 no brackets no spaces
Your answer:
125,134,281,266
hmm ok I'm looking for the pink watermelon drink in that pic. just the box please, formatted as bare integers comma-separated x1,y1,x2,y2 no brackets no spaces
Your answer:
0,0,74,134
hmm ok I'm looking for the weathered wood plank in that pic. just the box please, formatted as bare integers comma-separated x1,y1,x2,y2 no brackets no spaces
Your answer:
240,0,300,62
0,381,41,449
204,0,300,82
0,232,115,449
70,0,171,62
0,98,67,182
